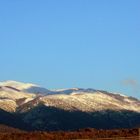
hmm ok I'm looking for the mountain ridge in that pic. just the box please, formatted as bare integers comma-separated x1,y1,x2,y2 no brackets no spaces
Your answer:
0,80,140,131
0,80,139,113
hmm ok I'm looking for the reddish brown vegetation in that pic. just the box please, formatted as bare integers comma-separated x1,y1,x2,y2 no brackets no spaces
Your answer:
0,125,24,133
0,127,139,140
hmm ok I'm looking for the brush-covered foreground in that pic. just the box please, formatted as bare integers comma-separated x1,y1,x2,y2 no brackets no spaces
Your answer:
0,125,139,140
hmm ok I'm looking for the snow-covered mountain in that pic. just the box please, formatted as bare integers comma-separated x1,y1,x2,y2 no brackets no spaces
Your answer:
0,80,139,113
0,80,51,94
0,84,35,112
40,92,140,112
0,80,140,131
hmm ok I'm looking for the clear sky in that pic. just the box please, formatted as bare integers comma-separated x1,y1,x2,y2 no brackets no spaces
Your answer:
0,0,140,98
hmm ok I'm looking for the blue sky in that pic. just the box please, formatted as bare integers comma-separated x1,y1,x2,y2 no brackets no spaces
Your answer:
0,0,140,98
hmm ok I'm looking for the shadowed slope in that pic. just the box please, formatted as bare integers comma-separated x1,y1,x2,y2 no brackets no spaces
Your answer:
21,104,140,131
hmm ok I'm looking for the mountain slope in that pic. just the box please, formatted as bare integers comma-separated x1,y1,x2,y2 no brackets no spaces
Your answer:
0,80,140,113
0,86,36,112
20,105,140,131
40,92,140,112
0,80,140,131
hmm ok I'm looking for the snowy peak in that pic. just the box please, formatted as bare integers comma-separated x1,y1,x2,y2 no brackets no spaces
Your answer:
0,80,50,94
0,80,37,90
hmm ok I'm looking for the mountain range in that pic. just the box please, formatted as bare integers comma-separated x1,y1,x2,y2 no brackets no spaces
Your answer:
0,80,140,131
